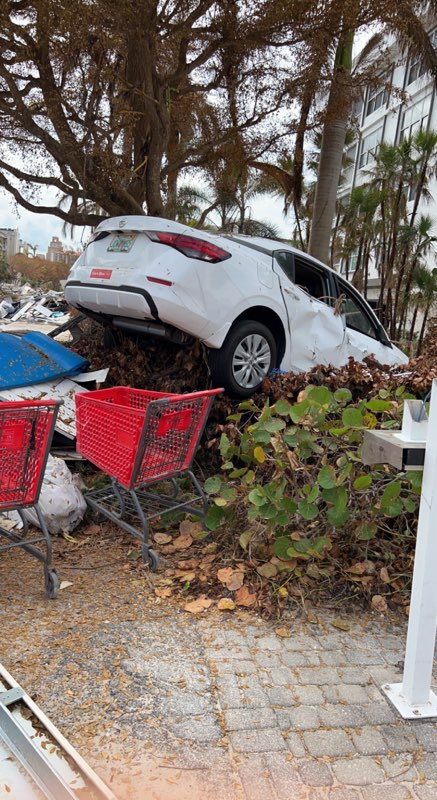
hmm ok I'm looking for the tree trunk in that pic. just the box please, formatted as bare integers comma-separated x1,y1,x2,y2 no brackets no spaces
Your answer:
308,29,354,265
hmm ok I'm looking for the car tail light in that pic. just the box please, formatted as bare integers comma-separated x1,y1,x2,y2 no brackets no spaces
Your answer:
146,231,231,263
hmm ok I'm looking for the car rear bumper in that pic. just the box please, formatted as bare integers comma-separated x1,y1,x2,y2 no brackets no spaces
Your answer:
64,280,211,342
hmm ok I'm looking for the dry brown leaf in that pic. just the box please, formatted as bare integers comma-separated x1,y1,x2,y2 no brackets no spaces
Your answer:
179,519,204,538
371,594,388,613
331,618,350,631
176,572,196,583
275,627,291,638
217,567,245,591
235,585,257,607
155,589,171,598
217,598,236,611
380,567,390,583
172,533,193,550
256,563,278,578
184,597,212,614
153,532,173,545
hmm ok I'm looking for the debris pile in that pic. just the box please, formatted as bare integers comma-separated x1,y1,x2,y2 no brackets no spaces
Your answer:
0,285,70,328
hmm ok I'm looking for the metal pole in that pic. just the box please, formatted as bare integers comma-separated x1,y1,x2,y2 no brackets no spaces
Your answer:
383,379,437,718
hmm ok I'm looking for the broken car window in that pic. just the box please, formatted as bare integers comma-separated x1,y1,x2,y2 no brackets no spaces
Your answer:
339,283,378,339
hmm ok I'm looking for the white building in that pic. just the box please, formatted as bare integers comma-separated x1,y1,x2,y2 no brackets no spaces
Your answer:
0,228,19,262
338,27,437,305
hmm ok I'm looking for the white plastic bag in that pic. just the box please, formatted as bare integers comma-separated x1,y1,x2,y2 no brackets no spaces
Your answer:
24,455,87,534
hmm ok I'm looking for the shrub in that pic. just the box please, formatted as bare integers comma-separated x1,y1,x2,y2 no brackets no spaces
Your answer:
204,384,422,608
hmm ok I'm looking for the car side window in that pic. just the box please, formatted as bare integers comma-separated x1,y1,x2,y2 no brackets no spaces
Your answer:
275,251,294,282
294,256,330,303
275,252,331,304
339,282,378,339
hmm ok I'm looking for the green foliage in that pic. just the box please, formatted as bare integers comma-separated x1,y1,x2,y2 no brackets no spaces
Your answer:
205,385,420,601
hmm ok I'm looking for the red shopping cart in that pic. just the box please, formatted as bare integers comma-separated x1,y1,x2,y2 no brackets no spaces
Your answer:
0,400,61,598
75,387,222,569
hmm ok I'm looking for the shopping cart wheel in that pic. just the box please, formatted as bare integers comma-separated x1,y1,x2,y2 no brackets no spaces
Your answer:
45,569,60,599
143,547,159,572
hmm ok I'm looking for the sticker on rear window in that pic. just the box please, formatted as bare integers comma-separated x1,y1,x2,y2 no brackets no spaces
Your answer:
107,234,137,252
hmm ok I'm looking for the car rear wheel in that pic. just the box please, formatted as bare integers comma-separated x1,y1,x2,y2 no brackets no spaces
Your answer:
208,320,277,397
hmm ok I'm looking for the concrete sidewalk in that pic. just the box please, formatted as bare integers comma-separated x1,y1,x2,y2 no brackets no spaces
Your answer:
1,546,437,800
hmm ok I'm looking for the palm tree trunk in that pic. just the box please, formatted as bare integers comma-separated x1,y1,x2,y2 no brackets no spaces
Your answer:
308,29,354,265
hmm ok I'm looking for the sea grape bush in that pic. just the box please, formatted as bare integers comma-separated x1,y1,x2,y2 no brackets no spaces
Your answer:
204,385,422,601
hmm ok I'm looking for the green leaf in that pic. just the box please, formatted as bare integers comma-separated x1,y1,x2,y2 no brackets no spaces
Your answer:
221,486,237,502
381,481,402,504
274,399,292,416
289,401,310,423
353,474,372,490
264,418,286,433
221,461,234,470
322,485,348,509
292,537,312,553
408,471,423,493
252,429,272,444
355,522,377,540
274,536,294,560
334,388,352,403
242,470,256,485
219,433,231,457
307,386,333,406
229,467,248,478
205,505,225,531
318,465,337,489
382,497,404,517
248,487,267,507
239,529,254,550
306,485,319,503
402,497,417,513
342,407,363,427
327,506,350,527
298,500,319,520
204,476,222,495
366,398,392,412
214,497,227,507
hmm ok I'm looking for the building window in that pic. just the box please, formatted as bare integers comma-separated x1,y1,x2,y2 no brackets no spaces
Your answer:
365,83,389,117
400,95,431,140
407,29,437,85
359,127,383,168
340,252,358,275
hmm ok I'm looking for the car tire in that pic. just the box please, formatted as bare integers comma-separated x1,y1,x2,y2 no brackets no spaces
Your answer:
208,320,277,397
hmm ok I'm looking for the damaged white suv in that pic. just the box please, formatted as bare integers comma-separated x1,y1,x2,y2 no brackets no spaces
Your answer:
65,215,408,396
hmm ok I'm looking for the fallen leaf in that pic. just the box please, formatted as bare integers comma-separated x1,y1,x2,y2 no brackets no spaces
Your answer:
179,519,203,538
380,567,390,583
153,532,173,545
235,585,257,607
217,567,244,591
257,563,278,578
154,588,172,598
172,533,193,550
59,581,74,590
217,598,236,611
331,618,350,631
371,594,388,613
275,627,291,638
184,597,212,614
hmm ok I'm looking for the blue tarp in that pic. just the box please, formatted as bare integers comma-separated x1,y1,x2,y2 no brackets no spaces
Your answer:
0,332,88,389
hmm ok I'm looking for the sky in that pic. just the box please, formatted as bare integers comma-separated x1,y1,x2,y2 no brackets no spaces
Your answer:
0,190,87,254
0,186,291,253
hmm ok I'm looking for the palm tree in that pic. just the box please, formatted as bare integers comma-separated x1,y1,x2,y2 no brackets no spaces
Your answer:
306,1,437,265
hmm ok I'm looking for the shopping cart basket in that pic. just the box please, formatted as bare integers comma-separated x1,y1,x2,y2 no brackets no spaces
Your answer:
0,400,61,598
76,387,222,570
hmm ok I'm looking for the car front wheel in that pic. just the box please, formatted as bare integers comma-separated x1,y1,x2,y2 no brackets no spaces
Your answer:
208,320,277,397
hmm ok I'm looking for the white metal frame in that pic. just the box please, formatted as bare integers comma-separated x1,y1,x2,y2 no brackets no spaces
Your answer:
382,379,437,718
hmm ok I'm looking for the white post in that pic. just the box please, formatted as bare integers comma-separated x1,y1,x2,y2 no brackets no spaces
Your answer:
382,379,437,718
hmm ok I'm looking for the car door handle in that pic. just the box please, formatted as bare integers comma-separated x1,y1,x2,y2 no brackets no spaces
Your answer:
283,286,298,297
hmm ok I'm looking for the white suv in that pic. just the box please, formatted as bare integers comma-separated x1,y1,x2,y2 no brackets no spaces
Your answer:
65,215,408,396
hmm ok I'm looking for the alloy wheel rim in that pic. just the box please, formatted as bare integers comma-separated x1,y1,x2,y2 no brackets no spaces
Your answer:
232,333,271,388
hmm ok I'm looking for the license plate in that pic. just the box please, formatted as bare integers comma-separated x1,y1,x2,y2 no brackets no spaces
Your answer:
90,268,112,279
107,233,137,253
